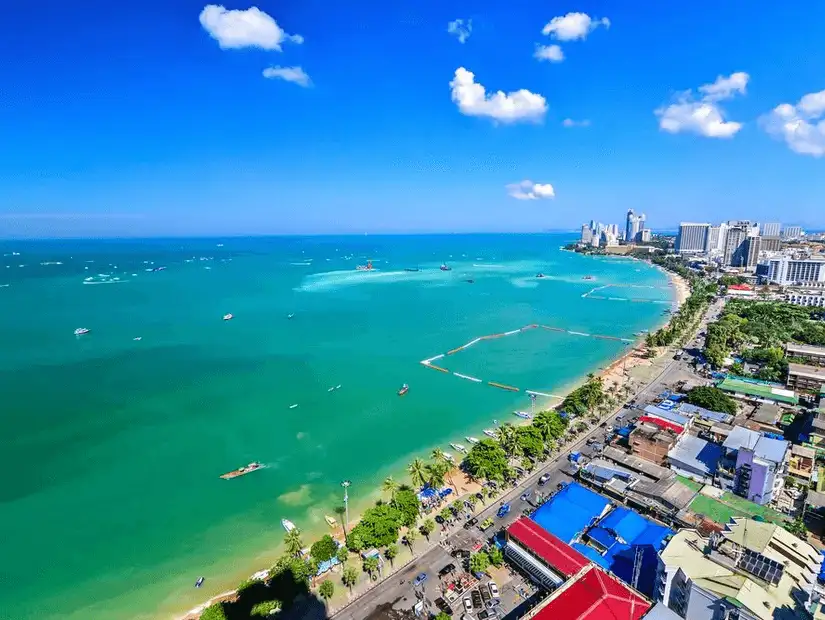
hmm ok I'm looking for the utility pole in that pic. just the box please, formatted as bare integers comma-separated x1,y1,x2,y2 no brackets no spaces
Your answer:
341,480,351,543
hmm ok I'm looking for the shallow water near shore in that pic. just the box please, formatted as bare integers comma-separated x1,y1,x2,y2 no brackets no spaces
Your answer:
0,234,674,619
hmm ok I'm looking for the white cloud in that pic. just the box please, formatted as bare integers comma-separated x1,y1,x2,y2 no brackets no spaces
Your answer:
655,72,750,139
534,44,564,63
199,4,303,50
562,118,590,128
447,18,472,43
760,89,825,157
449,67,547,124
263,66,311,87
541,12,610,41
507,180,556,200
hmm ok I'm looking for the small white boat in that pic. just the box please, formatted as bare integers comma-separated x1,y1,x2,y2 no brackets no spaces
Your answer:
335,385,342,390
449,443,467,454
133,337,142,341
282,519,296,532
287,313,295,319
74,328,90,336
328,386,336,392
324,515,337,528
513,411,532,420
223,313,233,321
483,429,497,438
465,436,479,444
443,452,454,461
289,404,298,409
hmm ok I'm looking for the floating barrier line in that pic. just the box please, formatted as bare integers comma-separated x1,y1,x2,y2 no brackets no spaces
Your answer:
488,381,519,392
427,364,450,373
454,372,482,383
526,390,564,399
504,329,520,336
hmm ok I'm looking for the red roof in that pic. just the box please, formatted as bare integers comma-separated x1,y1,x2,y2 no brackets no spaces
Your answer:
533,565,651,620
506,517,589,577
638,415,684,434
728,284,752,290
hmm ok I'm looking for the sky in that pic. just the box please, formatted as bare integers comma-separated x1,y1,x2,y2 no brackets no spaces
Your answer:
1,1,824,238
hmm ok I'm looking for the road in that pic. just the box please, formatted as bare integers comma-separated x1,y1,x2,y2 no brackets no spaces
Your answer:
333,294,722,620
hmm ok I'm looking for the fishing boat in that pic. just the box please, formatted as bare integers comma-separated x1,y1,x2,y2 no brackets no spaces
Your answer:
536,273,546,279
465,436,479,444
287,313,295,319
289,403,298,409
398,383,409,396
513,411,533,420
443,452,454,462
440,264,452,271
133,337,142,341
356,260,373,271
465,279,475,283
220,462,263,480
582,275,594,280
195,577,205,588
324,515,338,528
449,443,467,454
282,519,296,533
223,313,233,321
74,327,90,336
483,429,497,439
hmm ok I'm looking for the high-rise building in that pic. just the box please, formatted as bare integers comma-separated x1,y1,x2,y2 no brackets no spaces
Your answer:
783,225,804,240
761,236,782,253
745,235,761,269
762,222,781,237
640,229,652,243
767,257,825,285
609,223,620,238
580,224,592,245
723,226,748,266
624,210,645,242
675,223,709,254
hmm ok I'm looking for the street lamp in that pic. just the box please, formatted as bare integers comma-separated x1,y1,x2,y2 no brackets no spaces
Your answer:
341,480,351,542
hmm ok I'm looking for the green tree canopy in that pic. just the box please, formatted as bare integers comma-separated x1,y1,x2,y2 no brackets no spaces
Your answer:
420,518,436,539
318,579,334,603
532,410,568,442
200,604,228,620
685,386,737,415
250,600,282,617
391,487,420,528
469,551,490,574
384,544,398,566
362,555,379,576
785,516,808,540
464,439,509,481
310,535,338,564
283,528,303,557
515,425,544,459
348,503,403,550
488,547,504,567
335,546,349,565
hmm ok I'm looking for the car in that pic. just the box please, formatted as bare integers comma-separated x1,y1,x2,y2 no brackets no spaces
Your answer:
471,590,483,609
480,586,492,606
538,473,551,485
472,541,484,552
556,482,566,491
615,415,623,421
463,596,474,613
496,503,511,518
478,610,494,619
591,442,604,452
435,598,453,615
479,517,495,531
439,563,456,577
520,491,531,502
463,517,478,530
488,581,500,599
435,515,445,524
606,425,614,432
413,572,428,586
452,548,472,559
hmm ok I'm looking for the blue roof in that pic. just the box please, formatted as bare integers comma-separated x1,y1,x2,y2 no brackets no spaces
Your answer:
667,435,722,476
572,542,610,568
530,482,611,543
588,526,620,552
677,402,732,423
643,405,690,426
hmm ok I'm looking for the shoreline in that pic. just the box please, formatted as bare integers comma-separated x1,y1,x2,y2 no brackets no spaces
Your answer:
175,264,689,620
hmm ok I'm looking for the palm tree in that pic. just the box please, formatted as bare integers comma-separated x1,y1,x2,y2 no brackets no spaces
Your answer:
284,528,303,557
424,462,446,489
432,449,459,491
341,565,358,595
408,458,427,488
384,544,398,568
382,476,398,500
319,580,334,608
404,528,418,554
335,546,349,566
420,518,436,541
496,423,519,458
362,556,379,580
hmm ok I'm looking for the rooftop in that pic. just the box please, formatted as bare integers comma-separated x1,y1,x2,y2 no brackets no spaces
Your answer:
788,363,825,381
642,405,690,426
603,446,672,481
531,482,611,544
750,403,782,426
677,402,734,424
717,376,799,405
722,426,789,464
637,415,684,435
786,342,825,357
506,517,590,578
530,564,651,620
667,435,723,476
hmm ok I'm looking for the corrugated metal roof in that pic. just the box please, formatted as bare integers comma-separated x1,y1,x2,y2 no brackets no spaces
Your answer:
507,517,590,578
668,435,722,476
531,482,611,543
642,405,690,426
638,415,684,434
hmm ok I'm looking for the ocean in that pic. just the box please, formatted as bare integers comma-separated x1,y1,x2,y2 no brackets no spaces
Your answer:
0,234,674,619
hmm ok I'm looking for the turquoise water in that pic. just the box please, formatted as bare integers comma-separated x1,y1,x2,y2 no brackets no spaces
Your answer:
0,235,673,619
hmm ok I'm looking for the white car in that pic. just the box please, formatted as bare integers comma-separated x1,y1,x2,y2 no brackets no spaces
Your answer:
488,581,500,599
463,596,474,613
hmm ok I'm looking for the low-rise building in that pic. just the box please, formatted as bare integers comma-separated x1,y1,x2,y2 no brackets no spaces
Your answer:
787,363,825,394
630,421,681,465
722,426,790,505
667,435,722,484
786,343,825,366
504,517,590,589
718,375,799,405
785,290,825,307
788,444,816,486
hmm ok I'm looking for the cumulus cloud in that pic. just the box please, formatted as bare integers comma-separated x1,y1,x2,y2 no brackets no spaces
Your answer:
760,89,825,157
450,67,547,124
447,18,472,43
655,72,750,139
262,66,311,87
534,44,564,63
562,118,591,128
541,12,610,41
507,180,556,200
199,4,303,50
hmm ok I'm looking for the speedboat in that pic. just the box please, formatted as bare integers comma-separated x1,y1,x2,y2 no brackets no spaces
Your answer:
583,275,594,280
443,452,454,462
465,279,474,283
450,443,467,454
513,411,532,420
195,577,205,588
133,337,142,341
74,328,90,336
219,462,263,480
282,519,296,533
356,260,373,271
289,404,298,409
536,273,546,279
223,313,233,321
483,429,497,439
440,264,452,271
324,515,338,528
398,383,409,396
287,313,295,319
465,436,479,444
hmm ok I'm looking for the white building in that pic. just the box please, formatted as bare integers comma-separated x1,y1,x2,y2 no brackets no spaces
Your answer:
783,225,804,240
767,257,825,285
640,228,652,242
675,223,709,254
761,222,781,237
625,209,645,242
785,291,825,307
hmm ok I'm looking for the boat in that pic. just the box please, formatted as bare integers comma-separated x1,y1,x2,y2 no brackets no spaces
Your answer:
219,462,263,480
440,264,452,271
133,337,142,341
289,404,298,409
536,273,546,279
513,411,533,420
195,577,205,588
287,313,295,319
582,275,594,280
223,313,233,321
398,383,409,396
356,260,374,271
465,279,475,283
404,268,420,272
336,384,341,389
443,452,454,461
465,436,479,444
74,328,90,336
483,429,497,438
450,443,467,454
324,515,338,528
282,519,296,532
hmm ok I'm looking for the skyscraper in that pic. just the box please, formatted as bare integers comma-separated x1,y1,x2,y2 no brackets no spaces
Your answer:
675,223,710,254
580,224,593,245
783,226,804,240
745,235,762,269
723,226,748,266
625,210,636,242
761,223,781,237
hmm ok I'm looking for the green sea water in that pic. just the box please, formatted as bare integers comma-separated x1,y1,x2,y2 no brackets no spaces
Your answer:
0,234,674,619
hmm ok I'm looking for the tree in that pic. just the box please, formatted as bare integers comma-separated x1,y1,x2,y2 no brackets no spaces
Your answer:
284,528,304,557
685,386,737,415
335,546,349,565
785,516,808,540
403,528,418,553
469,551,490,574
515,425,544,459
318,580,334,606
341,565,358,594
348,503,403,549
362,555,379,580
310,534,338,564
250,600,282,617
384,544,398,567
451,499,464,515
424,462,447,489
439,507,453,523
408,458,427,488
391,487,421,528
496,423,520,457
382,476,398,499
434,613,451,620
346,531,364,553
464,439,509,481
200,604,228,620
488,547,503,567
420,518,436,540
432,448,459,491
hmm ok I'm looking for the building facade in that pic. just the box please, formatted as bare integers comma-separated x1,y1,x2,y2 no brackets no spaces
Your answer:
761,222,781,237
675,223,710,254
784,291,825,307
787,363,825,394
783,225,804,239
767,258,825,285
625,209,646,243
723,226,748,266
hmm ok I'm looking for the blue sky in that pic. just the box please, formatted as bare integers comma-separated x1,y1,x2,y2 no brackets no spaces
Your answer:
1,1,824,238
